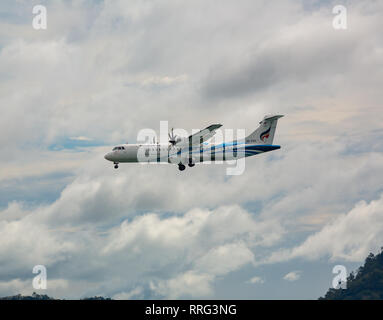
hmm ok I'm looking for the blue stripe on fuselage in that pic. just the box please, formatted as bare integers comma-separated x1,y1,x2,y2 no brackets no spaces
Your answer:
170,143,280,157
245,144,280,152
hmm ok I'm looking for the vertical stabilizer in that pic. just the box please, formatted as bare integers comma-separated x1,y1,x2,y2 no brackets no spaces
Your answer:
245,115,283,145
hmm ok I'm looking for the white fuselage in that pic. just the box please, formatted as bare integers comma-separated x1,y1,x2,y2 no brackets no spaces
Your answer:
104,115,283,170
104,141,280,165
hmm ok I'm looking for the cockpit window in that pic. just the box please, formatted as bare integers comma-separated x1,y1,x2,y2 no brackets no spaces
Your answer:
113,146,125,151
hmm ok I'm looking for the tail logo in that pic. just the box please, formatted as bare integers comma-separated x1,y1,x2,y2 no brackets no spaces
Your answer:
260,125,271,142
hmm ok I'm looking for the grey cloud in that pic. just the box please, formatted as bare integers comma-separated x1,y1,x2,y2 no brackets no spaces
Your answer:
0,204,269,298
266,193,383,264
0,0,383,299
203,21,363,100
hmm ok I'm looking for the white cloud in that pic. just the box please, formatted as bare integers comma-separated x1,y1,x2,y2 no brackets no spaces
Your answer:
151,272,214,299
0,215,77,278
0,279,30,296
195,242,255,276
267,194,383,264
248,276,264,284
69,136,93,141
283,271,301,282
113,286,144,300
137,74,188,87
0,201,271,298
0,0,383,299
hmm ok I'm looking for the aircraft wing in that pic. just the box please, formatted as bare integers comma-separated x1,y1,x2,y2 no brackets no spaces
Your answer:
188,124,222,145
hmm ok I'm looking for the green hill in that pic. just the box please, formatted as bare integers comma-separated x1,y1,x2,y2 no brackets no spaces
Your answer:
320,248,383,300
0,292,111,300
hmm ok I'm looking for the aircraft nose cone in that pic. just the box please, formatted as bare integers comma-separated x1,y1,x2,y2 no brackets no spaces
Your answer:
104,153,112,161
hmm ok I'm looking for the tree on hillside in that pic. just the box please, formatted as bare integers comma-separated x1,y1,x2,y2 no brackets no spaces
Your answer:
320,248,383,300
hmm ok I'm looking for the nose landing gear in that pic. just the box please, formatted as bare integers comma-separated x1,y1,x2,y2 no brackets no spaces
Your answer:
178,164,186,171
114,163,119,169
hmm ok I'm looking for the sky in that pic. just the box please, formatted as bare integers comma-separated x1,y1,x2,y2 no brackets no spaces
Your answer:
0,0,383,299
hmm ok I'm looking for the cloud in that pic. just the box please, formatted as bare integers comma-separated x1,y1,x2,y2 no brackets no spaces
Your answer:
283,271,301,282
267,194,383,264
0,200,270,298
1,106,382,298
113,286,144,300
203,1,383,103
248,276,265,284
0,0,383,299
69,136,93,141
151,272,214,299
0,279,30,296
195,242,255,276
134,74,188,87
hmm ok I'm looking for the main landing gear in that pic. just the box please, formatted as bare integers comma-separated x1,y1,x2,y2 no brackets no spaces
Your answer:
178,160,195,171
114,162,119,169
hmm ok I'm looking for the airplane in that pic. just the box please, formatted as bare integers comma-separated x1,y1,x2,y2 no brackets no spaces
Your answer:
104,114,283,171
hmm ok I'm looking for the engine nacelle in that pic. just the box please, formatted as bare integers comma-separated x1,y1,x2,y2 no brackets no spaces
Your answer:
168,147,187,165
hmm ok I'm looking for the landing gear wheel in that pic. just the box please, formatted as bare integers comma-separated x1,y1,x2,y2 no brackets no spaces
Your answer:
178,164,186,171
114,163,119,169
188,163,195,167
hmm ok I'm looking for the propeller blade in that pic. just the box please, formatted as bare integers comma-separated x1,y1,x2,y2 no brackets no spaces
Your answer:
169,128,177,145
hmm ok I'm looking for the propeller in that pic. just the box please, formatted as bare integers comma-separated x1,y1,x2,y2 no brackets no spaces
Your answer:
168,128,177,146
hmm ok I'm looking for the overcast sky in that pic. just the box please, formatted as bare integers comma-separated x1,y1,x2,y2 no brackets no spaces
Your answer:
0,0,383,299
